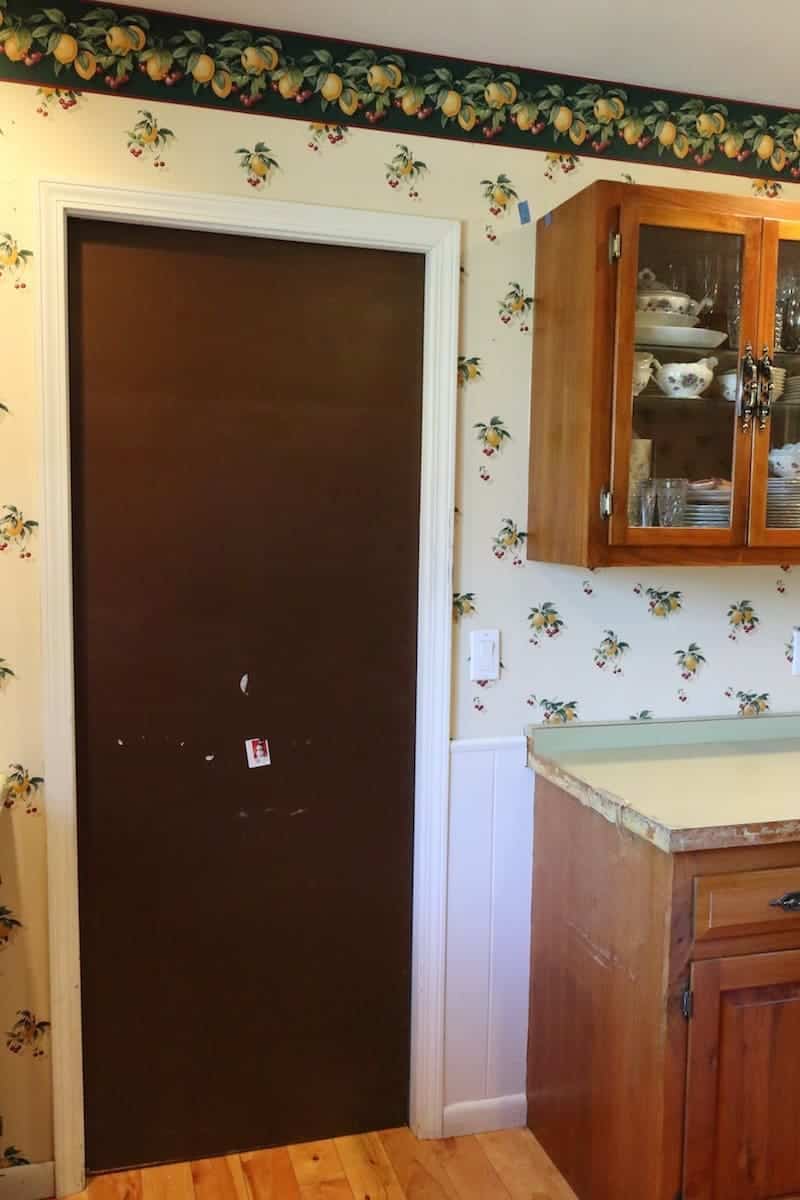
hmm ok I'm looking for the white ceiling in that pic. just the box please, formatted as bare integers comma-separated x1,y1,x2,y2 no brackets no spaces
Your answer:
140,0,798,109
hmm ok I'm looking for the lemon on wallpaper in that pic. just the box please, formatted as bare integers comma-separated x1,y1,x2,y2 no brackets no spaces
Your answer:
236,142,280,188
3,764,44,813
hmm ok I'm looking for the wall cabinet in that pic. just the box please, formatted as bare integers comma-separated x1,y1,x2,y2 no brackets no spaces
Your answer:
528,776,800,1200
528,181,800,565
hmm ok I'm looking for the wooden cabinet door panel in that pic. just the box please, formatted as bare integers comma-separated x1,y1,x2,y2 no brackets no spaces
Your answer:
685,951,800,1199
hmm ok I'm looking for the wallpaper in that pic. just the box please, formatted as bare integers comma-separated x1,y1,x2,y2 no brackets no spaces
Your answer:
0,0,799,187
2,59,800,1169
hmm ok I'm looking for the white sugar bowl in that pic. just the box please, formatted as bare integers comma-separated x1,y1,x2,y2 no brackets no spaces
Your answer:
655,356,718,399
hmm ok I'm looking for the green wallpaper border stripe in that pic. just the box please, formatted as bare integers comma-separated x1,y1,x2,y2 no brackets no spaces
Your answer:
0,0,798,184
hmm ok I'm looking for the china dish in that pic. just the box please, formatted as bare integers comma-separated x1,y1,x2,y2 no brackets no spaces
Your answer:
635,325,727,350
636,268,712,321
654,356,717,399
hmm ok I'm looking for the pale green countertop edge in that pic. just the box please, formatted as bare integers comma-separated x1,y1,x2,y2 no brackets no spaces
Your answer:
526,714,800,854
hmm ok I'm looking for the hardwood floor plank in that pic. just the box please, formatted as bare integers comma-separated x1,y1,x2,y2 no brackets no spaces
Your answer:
140,1161,196,1200
335,1133,405,1200
239,1147,302,1200
477,1130,577,1200
191,1155,248,1200
378,1128,460,1200
88,1170,143,1199
429,1136,511,1200
287,1139,352,1199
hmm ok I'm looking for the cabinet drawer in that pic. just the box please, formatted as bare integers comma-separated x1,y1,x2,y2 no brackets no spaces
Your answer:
694,867,800,943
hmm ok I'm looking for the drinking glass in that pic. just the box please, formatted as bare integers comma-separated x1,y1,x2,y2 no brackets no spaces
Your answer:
639,480,657,526
656,478,688,527
727,281,741,349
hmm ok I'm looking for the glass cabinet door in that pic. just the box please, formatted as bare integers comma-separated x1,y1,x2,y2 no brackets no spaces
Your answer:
609,200,762,547
748,220,800,547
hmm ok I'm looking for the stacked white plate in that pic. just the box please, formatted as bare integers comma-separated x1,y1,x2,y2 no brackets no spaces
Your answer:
783,375,800,403
767,478,800,527
685,484,731,527
772,366,787,399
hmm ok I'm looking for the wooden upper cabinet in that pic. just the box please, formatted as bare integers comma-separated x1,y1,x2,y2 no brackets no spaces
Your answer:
684,951,800,1200
527,181,800,566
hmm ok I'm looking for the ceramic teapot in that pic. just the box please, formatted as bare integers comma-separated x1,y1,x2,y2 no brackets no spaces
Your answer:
654,356,718,399
636,268,713,323
633,351,660,396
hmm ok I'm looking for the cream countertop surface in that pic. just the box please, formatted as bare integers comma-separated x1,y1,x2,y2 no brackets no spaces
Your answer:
527,714,800,853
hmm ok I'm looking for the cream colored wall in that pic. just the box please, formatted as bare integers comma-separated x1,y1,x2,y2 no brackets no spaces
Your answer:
1,80,797,1164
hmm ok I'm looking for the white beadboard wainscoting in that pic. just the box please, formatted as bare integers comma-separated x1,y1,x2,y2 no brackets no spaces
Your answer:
444,736,533,1136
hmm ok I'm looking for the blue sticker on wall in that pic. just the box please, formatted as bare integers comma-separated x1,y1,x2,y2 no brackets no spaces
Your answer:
518,200,532,225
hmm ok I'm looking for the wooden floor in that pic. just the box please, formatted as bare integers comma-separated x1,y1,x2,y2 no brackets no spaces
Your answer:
68,1127,577,1199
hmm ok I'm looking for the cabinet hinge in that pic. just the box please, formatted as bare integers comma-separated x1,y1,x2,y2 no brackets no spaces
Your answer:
600,487,613,520
681,989,693,1019
609,231,622,262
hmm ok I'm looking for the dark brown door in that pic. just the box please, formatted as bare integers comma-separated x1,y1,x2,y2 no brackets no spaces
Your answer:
684,950,800,1199
69,219,425,1172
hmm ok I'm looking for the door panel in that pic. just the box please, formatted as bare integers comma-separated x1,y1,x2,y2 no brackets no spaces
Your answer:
69,220,425,1171
684,951,800,1199
610,198,761,548
750,219,800,547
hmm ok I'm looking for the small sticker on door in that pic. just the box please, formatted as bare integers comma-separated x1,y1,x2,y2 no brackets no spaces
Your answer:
245,737,271,768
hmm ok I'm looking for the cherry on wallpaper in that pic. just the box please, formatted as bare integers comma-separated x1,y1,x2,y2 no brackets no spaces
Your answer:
236,142,280,188
306,122,348,151
0,905,22,949
528,602,565,644
452,592,476,620
6,1011,50,1058
3,765,44,813
0,505,38,558
481,173,518,219
475,417,510,483
457,355,482,386
0,234,32,290
385,144,427,198
1,1146,31,1168
736,690,770,717
728,600,759,639
543,152,579,180
498,283,532,332
35,85,81,115
593,630,630,674
527,696,579,724
127,110,174,168
676,643,706,680
492,518,526,565
634,585,684,617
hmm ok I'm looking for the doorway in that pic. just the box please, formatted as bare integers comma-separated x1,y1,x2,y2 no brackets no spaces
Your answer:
40,183,458,1196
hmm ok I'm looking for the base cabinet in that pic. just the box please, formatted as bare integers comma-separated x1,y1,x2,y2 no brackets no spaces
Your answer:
527,776,800,1200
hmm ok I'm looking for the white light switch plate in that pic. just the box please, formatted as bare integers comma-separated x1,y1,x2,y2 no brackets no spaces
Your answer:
470,629,500,681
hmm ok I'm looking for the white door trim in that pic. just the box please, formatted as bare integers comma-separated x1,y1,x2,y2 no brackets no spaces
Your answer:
37,180,459,1198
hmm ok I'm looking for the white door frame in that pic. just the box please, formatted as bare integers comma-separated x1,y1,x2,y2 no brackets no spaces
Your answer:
38,180,459,1198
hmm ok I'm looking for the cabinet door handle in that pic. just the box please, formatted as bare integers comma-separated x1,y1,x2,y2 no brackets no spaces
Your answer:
757,346,774,432
769,891,800,911
739,343,758,433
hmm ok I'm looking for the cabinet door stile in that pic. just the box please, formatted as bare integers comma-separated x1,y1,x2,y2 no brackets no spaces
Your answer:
609,196,760,550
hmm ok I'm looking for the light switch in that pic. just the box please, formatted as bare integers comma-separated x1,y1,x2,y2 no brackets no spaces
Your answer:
793,627,800,676
470,629,500,681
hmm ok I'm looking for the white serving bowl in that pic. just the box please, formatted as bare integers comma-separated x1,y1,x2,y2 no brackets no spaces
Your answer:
718,371,738,402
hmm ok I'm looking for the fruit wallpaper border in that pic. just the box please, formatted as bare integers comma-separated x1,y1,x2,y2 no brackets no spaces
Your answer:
1,1,800,184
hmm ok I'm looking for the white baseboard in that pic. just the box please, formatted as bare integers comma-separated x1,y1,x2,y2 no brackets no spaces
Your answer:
0,1162,55,1200
442,1094,527,1137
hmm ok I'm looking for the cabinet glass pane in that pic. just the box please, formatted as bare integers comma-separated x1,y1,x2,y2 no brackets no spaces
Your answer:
628,225,743,531
767,240,800,531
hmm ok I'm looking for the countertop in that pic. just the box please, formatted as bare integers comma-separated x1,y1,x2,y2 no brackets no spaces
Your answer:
527,714,800,853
